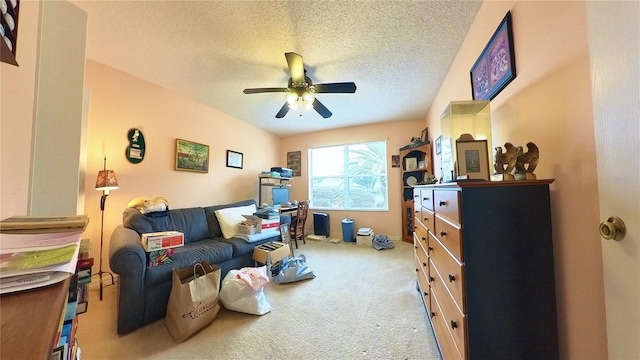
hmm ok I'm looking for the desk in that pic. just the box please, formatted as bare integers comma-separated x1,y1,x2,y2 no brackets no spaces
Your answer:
1,278,71,359
278,206,298,215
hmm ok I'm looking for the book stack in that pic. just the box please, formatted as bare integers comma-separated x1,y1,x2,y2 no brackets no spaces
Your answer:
0,215,88,293
1,215,89,360
75,240,93,315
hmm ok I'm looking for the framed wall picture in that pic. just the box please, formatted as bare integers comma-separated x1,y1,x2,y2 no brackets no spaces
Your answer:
456,139,489,180
391,155,400,168
435,136,442,155
175,139,209,173
226,150,243,169
287,151,302,176
470,11,516,101
420,127,429,142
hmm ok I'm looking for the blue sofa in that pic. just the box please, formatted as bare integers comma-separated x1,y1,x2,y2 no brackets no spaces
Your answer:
108,199,287,334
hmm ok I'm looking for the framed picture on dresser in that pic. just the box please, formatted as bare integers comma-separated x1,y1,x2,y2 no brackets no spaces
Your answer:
456,139,489,180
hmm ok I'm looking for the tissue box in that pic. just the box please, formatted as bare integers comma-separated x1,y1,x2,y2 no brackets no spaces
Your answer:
356,231,375,248
141,231,184,252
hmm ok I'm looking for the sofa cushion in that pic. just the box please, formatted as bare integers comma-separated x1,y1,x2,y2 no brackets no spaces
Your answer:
144,238,234,287
123,207,209,244
204,199,257,239
214,204,257,239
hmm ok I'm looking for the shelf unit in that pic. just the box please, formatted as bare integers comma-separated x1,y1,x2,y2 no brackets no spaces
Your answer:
258,174,291,206
1,0,20,66
399,142,432,243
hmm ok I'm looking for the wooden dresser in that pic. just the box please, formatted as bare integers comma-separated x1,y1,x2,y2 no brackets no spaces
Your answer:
413,180,559,359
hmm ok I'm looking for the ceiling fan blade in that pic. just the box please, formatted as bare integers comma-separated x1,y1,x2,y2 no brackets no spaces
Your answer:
275,103,290,118
314,82,357,93
312,99,332,118
285,52,305,83
243,87,288,94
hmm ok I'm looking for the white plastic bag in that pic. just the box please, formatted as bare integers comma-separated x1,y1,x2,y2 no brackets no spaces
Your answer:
219,266,272,315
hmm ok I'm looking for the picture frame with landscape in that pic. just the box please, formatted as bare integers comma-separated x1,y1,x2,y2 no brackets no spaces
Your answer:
175,139,210,173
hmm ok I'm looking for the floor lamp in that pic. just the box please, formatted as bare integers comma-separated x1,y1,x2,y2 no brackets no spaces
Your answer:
95,156,119,301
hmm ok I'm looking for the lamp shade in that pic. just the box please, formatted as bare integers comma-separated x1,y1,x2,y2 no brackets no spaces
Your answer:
95,170,119,190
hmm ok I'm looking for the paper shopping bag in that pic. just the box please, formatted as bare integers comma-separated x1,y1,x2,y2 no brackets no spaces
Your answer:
165,261,221,342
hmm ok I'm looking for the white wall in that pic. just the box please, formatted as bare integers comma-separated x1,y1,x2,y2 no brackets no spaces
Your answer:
30,0,87,215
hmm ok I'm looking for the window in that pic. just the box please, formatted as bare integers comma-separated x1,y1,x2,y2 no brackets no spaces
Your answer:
309,140,388,211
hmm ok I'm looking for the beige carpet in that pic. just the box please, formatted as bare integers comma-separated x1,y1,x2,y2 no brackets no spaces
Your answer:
77,239,441,359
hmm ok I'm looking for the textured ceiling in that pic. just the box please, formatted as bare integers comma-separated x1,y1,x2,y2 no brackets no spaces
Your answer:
70,0,482,137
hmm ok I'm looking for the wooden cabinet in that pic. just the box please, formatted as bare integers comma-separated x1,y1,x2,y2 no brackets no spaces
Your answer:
1,0,19,66
399,142,432,243
414,180,559,359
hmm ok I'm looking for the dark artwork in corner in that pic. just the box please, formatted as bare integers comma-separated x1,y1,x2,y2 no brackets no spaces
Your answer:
287,151,301,176
470,11,517,101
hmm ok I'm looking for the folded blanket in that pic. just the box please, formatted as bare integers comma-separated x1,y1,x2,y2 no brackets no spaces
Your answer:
235,232,280,243
128,196,170,214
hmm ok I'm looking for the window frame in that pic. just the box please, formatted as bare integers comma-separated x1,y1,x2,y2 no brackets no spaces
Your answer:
308,140,389,211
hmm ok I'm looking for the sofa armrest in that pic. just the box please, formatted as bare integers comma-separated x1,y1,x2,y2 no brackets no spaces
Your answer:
109,225,147,275
108,225,148,334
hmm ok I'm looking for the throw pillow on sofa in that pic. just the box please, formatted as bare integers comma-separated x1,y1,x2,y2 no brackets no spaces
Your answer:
214,204,257,239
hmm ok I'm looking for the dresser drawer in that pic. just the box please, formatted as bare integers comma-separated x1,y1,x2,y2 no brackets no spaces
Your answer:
434,189,460,225
413,221,429,253
415,239,429,276
434,216,463,262
420,188,434,211
430,262,467,359
420,208,435,233
430,235,465,313
415,255,431,313
431,290,464,360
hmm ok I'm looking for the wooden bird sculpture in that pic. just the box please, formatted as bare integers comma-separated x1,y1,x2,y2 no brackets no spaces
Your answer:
515,142,539,175
494,142,518,175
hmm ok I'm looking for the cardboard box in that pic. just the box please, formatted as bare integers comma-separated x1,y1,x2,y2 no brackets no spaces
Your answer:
141,231,185,252
356,232,375,248
242,215,280,234
237,222,259,235
252,242,291,278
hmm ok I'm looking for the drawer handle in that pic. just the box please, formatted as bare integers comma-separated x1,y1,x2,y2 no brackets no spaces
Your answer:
448,274,456,282
422,262,427,267
431,312,436,318
429,276,435,282
414,246,418,249
423,291,428,297
415,210,419,213
423,197,430,201
439,200,446,206
428,246,433,252
415,268,419,272
450,320,458,329
421,237,426,242
423,217,428,221
440,230,447,237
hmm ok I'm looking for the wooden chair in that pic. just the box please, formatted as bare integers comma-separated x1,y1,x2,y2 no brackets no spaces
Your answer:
290,200,309,249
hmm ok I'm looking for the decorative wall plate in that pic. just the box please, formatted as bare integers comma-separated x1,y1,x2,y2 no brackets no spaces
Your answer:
406,176,418,186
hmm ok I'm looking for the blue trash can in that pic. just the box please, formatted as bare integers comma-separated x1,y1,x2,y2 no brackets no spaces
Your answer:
341,218,355,242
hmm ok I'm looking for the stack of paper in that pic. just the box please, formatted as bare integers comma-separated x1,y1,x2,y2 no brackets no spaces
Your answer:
0,215,88,294
357,227,373,236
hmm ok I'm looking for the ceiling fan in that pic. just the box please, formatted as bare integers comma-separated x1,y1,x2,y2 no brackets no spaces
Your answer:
243,52,357,119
